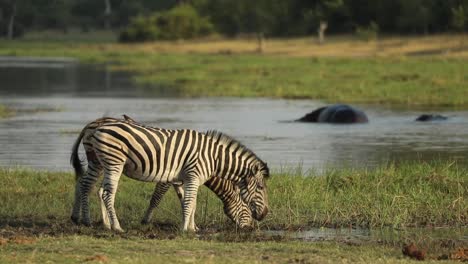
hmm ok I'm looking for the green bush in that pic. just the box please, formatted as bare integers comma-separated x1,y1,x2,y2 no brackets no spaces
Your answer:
119,5,214,43
119,16,159,42
355,21,379,41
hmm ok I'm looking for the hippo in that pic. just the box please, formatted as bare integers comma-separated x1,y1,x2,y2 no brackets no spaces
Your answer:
296,104,368,124
415,114,448,122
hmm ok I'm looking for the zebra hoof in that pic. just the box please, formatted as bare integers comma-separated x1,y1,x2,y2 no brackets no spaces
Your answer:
82,220,92,227
112,227,125,233
71,215,80,225
141,219,150,225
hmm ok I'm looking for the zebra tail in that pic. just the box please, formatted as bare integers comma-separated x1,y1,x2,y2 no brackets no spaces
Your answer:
70,127,86,181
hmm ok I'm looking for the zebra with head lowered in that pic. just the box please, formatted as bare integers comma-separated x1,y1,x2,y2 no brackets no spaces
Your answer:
71,117,269,232
80,117,254,229
123,116,254,229
139,175,254,230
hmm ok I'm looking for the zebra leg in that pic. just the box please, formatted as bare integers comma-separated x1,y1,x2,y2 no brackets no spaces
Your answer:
79,162,102,226
141,182,171,224
98,186,111,229
173,184,198,231
181,177,200,232
71,180,82,224
101,165,124,232
189,201,197,231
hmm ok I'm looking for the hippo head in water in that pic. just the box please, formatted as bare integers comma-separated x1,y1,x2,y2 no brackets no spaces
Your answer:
297,104,368,124
415,114,448,122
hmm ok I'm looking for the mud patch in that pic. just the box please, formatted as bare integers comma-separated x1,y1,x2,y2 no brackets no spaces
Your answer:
0,236,36,246
84,254,108,263
402,243,426,260
448,248,468,262
381,73,420,82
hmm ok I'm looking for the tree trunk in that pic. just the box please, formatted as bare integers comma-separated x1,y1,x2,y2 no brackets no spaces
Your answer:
317,21,328,45
7,0,17,40
256,32,264,53
104,0,112,29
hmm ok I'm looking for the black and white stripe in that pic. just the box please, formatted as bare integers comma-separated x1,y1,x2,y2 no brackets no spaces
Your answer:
71,117,269,232
141,176,253,229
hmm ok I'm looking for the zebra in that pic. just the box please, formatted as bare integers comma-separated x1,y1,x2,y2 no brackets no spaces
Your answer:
120,116,254,229
139,177,253,230
71,117,269,232
74,116,253,229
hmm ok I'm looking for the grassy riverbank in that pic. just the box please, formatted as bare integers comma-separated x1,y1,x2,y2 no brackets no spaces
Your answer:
0,162,466,263
0,161,465,230
0,34,467,107
0,105,13,118
1,234,456,264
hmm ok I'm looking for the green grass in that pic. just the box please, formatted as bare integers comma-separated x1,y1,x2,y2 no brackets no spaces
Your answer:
0,105,13,118
0,161,465,230
0,38,467,107
119,54,468,108
0,235,440,264
0,162,465,263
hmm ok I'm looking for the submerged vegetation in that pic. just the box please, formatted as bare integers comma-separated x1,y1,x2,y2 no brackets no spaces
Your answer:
0,161,465,230
0,34,467,107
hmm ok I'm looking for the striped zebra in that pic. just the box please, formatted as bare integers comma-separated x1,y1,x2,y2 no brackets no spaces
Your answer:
71,117,269,232
74,117,253,229
122,116,254,228
139,176,253,230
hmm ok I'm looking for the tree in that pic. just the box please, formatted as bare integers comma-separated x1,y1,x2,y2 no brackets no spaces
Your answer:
103,0,111,29
301,0,345,43
6,0,16,39
452,4,467,47
119,4,213,42
396,0,434,34
452,4,467,31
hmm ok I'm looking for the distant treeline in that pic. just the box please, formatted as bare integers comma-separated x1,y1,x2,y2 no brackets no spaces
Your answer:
0,0,467,39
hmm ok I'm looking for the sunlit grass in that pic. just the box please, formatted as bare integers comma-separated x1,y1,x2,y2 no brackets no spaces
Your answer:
0,162,465,263
0,105,14,118
0,235,424,264
0,161,465,230
0,33,467,107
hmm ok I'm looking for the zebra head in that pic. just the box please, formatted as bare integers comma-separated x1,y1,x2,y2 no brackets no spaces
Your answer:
222,189,253,229
240,161,269,221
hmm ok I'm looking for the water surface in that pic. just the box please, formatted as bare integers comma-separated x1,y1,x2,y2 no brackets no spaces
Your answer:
1,59,467,172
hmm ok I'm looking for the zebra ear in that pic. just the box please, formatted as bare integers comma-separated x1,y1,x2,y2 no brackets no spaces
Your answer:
123,114,136,123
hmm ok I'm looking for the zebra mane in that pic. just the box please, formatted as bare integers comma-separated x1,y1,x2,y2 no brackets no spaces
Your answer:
205,130,267,169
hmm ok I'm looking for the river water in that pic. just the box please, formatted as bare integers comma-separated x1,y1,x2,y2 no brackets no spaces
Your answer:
1,58,467,172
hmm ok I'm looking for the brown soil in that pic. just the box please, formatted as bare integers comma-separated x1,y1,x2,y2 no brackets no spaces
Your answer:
84,254,109,263
450,248,468,262
402,243,426,261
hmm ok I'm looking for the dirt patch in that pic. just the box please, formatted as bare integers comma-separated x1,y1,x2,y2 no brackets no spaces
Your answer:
403,243,468,262
0,237,8,245
84,254,108,263
447,248,468,262
402,243,426,260
0,236,36,246
9,236,36,245
381,73,420,82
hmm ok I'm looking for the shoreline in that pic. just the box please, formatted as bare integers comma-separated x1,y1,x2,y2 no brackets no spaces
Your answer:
0,35,467,108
